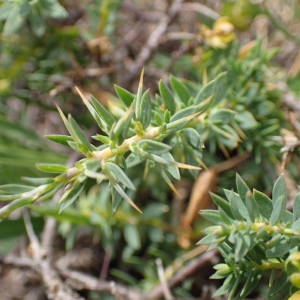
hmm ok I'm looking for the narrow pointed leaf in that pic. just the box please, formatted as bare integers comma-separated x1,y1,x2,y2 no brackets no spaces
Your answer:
90,96,115,129
210,192,233,218
106,162,135,190
0,184,34,194
59,184,84,212
272,176,287,210
75,87,109,132
46,134,73,146
68,115,93,151
169,76,190,104
195,72,226,104
0,197,33,219
253,189,272,219
270,195,285,225
225,189,250,221
135,70,145,121
293,193,300,221
137,140,171,155
158,80,176,114
113,184,142,213
170,105,196,122
114,84,135,106
236,173,250,201
162,152,180,180
36,163,68,173
111,105,134,142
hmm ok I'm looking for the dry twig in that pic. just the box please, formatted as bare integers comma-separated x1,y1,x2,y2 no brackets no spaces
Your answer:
23,210,83,300
125,0,183,83
156,259,174,300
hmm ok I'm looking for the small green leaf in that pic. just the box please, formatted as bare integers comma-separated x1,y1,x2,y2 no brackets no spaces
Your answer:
269,176,287,224
201,209,222,223
266,238,290,258
225,189,250,221
113,184,142,213
92,134,110,144
124,224,141,250
76,87,112,133
59,184,84,212
125,153,144,168
3,4,26,35
195,72,226,104
68,115,93,152
270,195,285,225
111,105,134,142
213,274,234,297
239,272,261,298
90,96,115,129
169,76,190,104
46,134,73,146
253,189,272,219
293,193,300,221
210,109,235,124
0,197,33,219
137,140,171,155
135,90,152,128
236,174,254,220
181,128,201,148
22,177,53,185
44,0,68,18
210,192,233,218
0,194,22,201
0,184,34,195
134,71,147,125
162,152,180,180
268,273,289,297
158,80,176,114
105,162,135,190
170,105,196,122
272,176,287,205
114,84,135,106
236,174,250,201
235,111,258,129
36,163,68,173
198,234,219,245
292,219,300,231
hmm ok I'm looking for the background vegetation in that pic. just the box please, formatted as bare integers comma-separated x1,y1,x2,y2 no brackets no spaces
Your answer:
1,0,300,299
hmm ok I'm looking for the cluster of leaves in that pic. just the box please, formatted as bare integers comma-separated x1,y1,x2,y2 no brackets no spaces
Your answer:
0,71,226,218
0,0,67,36
0,52,289,296
184,43,283,157
201,174,300,299
157,39,285,189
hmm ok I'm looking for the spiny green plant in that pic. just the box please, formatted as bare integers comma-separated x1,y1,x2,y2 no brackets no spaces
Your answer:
0,71,227,217
201,174,300,299
0,45,291,298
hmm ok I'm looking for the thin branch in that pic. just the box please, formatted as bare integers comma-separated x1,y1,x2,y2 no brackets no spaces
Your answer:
58,267,143,300
23,210,44,261
148,249,218,299
41,217,57,257
0,255,35,269
23,210,84,300
182,3,220,20
156,259,174,300
125,0,183,83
